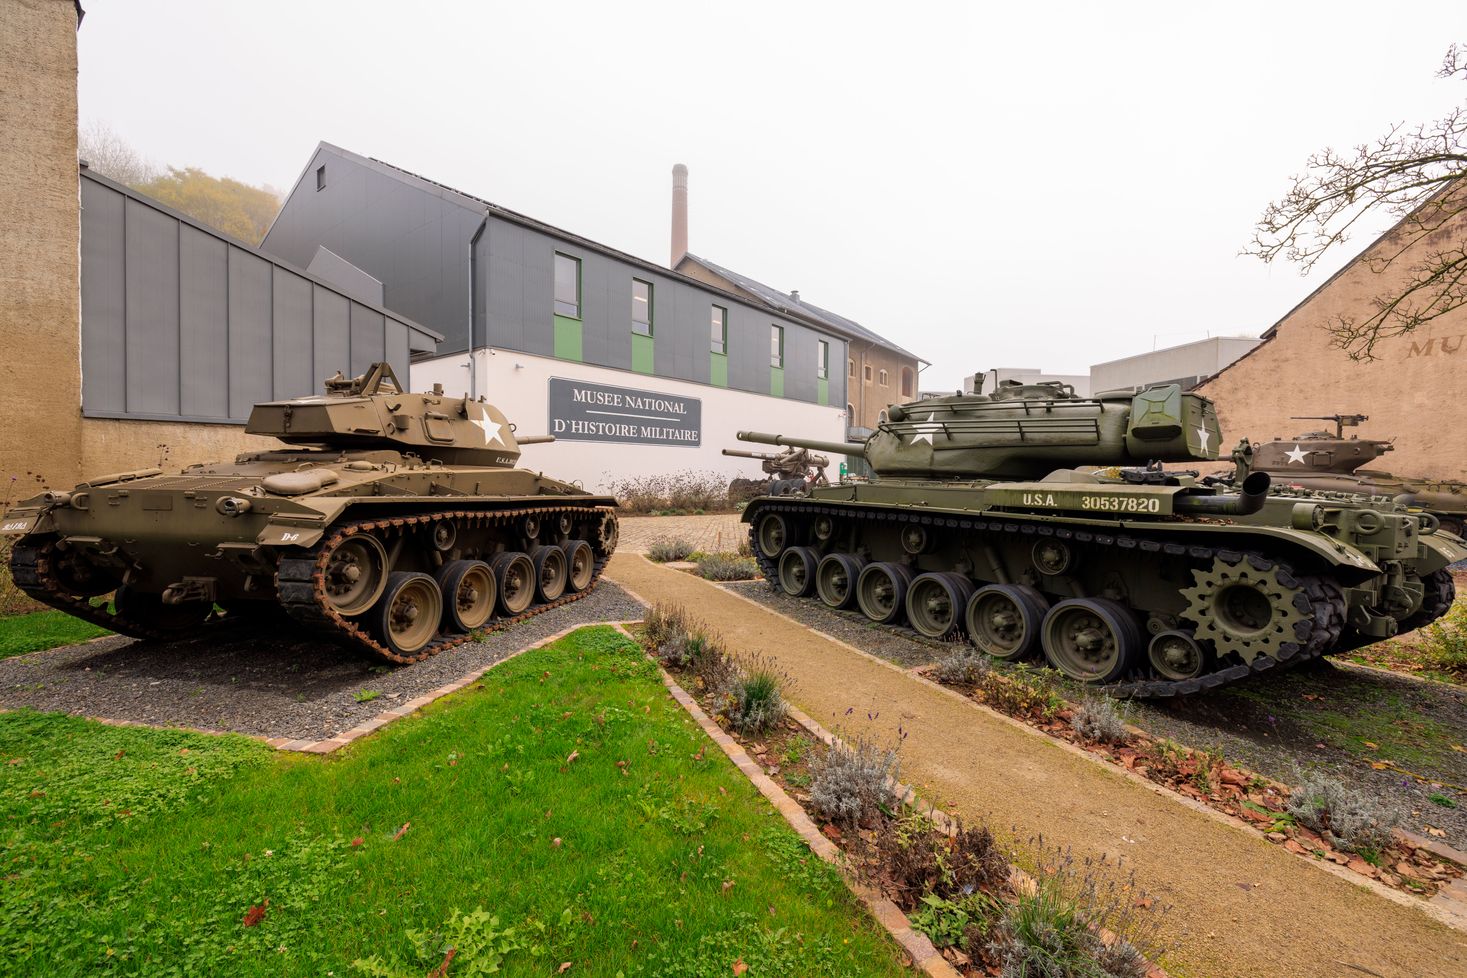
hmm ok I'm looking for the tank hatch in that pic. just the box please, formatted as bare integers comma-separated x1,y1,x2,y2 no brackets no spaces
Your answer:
245,363,528,467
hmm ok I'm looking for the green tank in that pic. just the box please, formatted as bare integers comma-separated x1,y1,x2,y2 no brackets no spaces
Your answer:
735,381,1463,696
2,364,619,663
1249,414,1467,537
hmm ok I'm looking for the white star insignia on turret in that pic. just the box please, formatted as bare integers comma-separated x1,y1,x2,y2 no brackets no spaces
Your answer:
470,407,504,446
1285,444,1308,465
1195,426,1211,453
908,414,939,446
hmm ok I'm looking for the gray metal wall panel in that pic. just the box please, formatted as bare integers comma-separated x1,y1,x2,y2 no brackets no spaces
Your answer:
312,287,350,380
349,304,385,375
178,226,229,418
783,321,816,403
80,179,126,415
385,320,410,379
227,249,273,418
123,198,180,415
272,268,314,398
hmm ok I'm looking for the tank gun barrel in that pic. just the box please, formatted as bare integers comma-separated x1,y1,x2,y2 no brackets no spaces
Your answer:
722,448,777,460
515,435,556,445
1173,472,1271,516
737,431,867,458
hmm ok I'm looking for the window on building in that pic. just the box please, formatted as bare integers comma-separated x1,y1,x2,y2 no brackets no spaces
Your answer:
817,340,829,379
632,279,653,335
770,325,784,368
901,367,914,398
711,305,727,354
554,253,581,318
315,165,326,191
848,359,855,378
847,403,856,421
879,369,888,386
864,364,873,382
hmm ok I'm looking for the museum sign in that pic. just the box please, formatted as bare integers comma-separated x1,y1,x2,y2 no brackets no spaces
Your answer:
547,377,701,447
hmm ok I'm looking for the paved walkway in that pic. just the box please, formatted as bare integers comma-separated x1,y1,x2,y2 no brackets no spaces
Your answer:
617,513,746,554
606,553,1467,978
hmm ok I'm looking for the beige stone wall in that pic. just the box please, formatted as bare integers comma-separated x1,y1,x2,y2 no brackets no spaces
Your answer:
79,418,276,477
847,343,917,429
1196,206,1467,479
0,0,82,490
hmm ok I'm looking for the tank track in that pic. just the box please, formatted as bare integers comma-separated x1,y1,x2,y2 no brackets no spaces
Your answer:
276,505,616,664
10,503,617,665
743,499,1352,698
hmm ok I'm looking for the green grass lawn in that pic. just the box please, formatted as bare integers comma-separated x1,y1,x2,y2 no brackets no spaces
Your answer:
0,608,111,659
0,626,904,977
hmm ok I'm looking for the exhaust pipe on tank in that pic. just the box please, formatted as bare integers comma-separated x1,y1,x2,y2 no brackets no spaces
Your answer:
1173,472,1271,516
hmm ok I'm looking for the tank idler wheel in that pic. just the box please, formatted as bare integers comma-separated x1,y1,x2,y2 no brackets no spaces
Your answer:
561,540,595,592
856,561,916,624
1041,598,1141,684
374,571,443,656
816,553,867,609
1147,629,1209,681
322,533,389,617
436,559,497,632
967,584,1048,660
755,512,796,559
906,572,977,639
1180,555,1310,665
778,546,819,597
115,585,212,633
491,552,536,615
532,546,569,602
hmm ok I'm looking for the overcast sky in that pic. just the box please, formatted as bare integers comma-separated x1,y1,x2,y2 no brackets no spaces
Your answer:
78,1,1466,392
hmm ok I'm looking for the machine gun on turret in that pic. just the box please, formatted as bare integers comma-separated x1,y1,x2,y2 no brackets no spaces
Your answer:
1290,414,1371,440
722,445,832,500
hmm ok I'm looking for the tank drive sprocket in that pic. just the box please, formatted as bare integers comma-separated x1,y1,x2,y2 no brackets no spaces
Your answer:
1179,554,1312,665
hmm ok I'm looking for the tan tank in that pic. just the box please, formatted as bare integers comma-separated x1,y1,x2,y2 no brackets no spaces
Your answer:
2,364,618,662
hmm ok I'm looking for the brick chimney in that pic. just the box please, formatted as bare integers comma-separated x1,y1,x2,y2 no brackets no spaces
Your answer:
670,163,688,268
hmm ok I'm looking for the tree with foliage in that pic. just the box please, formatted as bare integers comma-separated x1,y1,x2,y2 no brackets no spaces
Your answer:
79,121,159,187
136,167,281,245
1246,43,1467,361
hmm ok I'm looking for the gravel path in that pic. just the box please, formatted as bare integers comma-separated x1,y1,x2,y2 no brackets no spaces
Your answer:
724,579,1467,850
610,554,1467,978
0,583,645,741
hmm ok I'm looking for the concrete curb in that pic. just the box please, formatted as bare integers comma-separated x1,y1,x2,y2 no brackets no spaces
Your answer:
610,621,959,977
637,563,1467,934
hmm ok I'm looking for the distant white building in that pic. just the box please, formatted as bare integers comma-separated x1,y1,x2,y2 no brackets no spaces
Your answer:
965,368,1091,398
1090,336,1261,394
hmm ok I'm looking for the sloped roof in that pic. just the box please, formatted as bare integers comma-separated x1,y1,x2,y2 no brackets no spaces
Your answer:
678,253,921,362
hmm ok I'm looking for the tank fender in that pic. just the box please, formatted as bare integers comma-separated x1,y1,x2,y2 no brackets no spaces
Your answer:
1,508,51,538
1419,533,1467,574
257,520,328,549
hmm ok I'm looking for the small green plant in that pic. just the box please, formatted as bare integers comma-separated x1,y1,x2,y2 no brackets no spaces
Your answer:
696,552,760,581
354,689,381,703
725,661,790,734
932,646,990,686
1420,603,1467,673
647,537,697,563
910,892,998,949
1286,770,1403,852
354,907,524,977
1071,695,1131,746
810,733,899,826
1428,792,1458,809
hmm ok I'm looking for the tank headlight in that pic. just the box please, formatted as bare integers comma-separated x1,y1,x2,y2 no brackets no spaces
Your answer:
1290,503,1324,531
42,490,72,508
217,496,253,517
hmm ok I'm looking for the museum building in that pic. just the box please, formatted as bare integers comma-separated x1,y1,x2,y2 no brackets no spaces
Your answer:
261,144,920,490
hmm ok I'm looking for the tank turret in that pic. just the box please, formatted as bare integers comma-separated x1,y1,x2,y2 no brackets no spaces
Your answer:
740,381,1220,480
245,362,547,467
1251,414,1393,476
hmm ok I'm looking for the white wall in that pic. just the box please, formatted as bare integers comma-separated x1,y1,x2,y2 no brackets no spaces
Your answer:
412,349,849,492
1091,336,1262,392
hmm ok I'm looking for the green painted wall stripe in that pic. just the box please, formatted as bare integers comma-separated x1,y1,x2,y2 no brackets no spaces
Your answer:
710,352,728,387
631,333,654,374
770,366,784,397
553,315,583,361
817,377,828,406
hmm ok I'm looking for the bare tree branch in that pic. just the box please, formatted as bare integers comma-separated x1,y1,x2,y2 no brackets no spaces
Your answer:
1244,43,1467,360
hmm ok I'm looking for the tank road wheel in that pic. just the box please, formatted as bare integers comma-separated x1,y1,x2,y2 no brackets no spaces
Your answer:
1147,629,1209,681
374,571,443,656
1180,555,1310,666
755,512,795,559
856,562,916,624
1041,598,1141,684
906,573,976,639
778,546,819,597
436,560,496,633
491,552,536,615
561,540,595,592
532,546,569,602
114,585,211,634
966,584,1048,661
322,534,389,617
816,553,866,609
